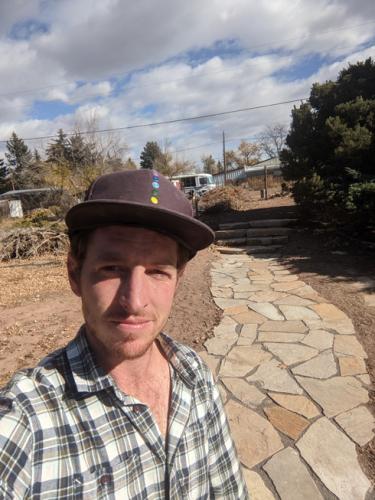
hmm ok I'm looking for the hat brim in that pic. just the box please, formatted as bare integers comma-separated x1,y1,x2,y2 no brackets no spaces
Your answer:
65,200,215,255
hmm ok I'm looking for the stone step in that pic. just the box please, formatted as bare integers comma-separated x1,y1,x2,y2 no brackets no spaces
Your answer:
215,246,248,254
247,227,292,237
216,237,247,247
216,244,282,254
249,218,297,228
219,221,253,230
246,245,283,254
247,236,289,246
215,229,247,239
219,218,297,230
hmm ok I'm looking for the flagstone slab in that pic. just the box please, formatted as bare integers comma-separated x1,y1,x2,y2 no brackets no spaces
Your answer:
247,359,303,394
233,282,264,293
213,298,247,310
222,378,267,407
204,336,237,356
273,269,292,275
210,287,233,298
218,383,228,404
225,305,249,315
363,292,375,307
240,323,258,338
198,351,220,377
248,262,270,270
273,295,316,306
237,327,257,345
296,417,372,500
212,323,237,338
242,470,275,500
234,292,251,299
264,343,318,366
258,332,306,343
296,376,369,417
248,290,288,303
305,318,355,335
247,301,285,321
237,336,256,346
278,305,320,321
291,284,320,298
219,315,238,326
292,351,337,379
335,406,374,446
259,320,307,333
249,276,274,283
264,406,310,440
357,374,371,386
272,281,306,292
267,392,320,419
226,400,284,468
302,329,334,350
230,310,267,325
263,447,324,500
339,356,367,376
273,274,299,282
211,278,234,288
334,335,367,358
220,345,273,377
310,303,350,321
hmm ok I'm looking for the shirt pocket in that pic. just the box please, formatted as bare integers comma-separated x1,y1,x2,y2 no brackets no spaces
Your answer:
33,450,141,500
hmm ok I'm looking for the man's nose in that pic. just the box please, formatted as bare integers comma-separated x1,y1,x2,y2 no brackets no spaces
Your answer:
118,267,148,313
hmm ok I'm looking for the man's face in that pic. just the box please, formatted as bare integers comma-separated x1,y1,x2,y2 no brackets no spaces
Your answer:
68,225,183,369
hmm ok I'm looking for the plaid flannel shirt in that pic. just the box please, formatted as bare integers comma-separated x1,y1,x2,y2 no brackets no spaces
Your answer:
0,329,248,499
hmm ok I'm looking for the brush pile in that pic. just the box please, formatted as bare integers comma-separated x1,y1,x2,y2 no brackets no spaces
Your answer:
0,228,68,261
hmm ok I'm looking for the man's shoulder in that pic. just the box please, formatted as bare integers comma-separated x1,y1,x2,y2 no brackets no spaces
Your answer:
0,345,68,407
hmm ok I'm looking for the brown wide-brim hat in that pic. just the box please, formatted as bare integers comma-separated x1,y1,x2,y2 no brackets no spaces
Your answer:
65,169,214,258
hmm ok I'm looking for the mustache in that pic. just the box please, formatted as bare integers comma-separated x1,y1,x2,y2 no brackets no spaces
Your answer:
104,308,155,322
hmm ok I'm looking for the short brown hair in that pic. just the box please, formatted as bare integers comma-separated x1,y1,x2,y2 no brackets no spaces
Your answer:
68,228,190,270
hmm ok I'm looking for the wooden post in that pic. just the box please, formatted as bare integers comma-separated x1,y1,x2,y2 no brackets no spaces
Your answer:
263,164,268,200
223,131,227,186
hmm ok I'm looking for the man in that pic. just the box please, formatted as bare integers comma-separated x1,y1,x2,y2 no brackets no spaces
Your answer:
0,169,248,498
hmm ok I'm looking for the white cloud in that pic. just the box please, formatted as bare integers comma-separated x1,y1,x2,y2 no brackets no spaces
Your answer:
0,0,374,165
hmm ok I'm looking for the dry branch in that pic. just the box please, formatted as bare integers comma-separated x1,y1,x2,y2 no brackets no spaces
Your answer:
0,228,69,261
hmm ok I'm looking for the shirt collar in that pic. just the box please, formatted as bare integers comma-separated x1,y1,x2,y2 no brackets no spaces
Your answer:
65,328,198,396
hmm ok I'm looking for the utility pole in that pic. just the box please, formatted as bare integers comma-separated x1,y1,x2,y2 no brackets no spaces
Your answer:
222,131,227,185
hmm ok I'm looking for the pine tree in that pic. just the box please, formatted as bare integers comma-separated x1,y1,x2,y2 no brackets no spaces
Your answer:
67,133,96,170
46,129,70,165
281,57,375,229
0,158,10,193
5,132,32,189
140,141,162,169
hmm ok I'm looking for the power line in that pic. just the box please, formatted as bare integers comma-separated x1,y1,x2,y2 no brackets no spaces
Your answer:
0,98,307,144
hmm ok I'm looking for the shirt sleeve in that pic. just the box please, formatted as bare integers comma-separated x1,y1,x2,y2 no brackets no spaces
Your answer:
207,375,249,499
0,397,32,498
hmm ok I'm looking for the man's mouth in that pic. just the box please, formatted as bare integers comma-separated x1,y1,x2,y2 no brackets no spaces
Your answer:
109,317,152,330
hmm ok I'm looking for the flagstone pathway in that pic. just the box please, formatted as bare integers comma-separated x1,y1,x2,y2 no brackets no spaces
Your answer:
199,253,374,500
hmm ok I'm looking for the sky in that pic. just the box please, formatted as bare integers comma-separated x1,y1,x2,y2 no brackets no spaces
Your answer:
0,0,374,167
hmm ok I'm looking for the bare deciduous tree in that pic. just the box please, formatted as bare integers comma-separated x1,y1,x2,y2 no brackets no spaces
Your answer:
258,123,288,158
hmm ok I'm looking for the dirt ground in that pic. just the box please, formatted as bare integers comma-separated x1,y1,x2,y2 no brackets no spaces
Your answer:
0,247,221,386
0,190,374,481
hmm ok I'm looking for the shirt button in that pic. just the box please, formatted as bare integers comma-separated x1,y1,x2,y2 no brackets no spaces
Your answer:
99,474,112,486
133,405,142,414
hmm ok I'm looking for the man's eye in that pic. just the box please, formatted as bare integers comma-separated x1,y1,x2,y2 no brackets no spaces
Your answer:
101,265,121,273
149,269,170,278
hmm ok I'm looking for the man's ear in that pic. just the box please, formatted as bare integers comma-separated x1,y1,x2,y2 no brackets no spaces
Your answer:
67,253,82,297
